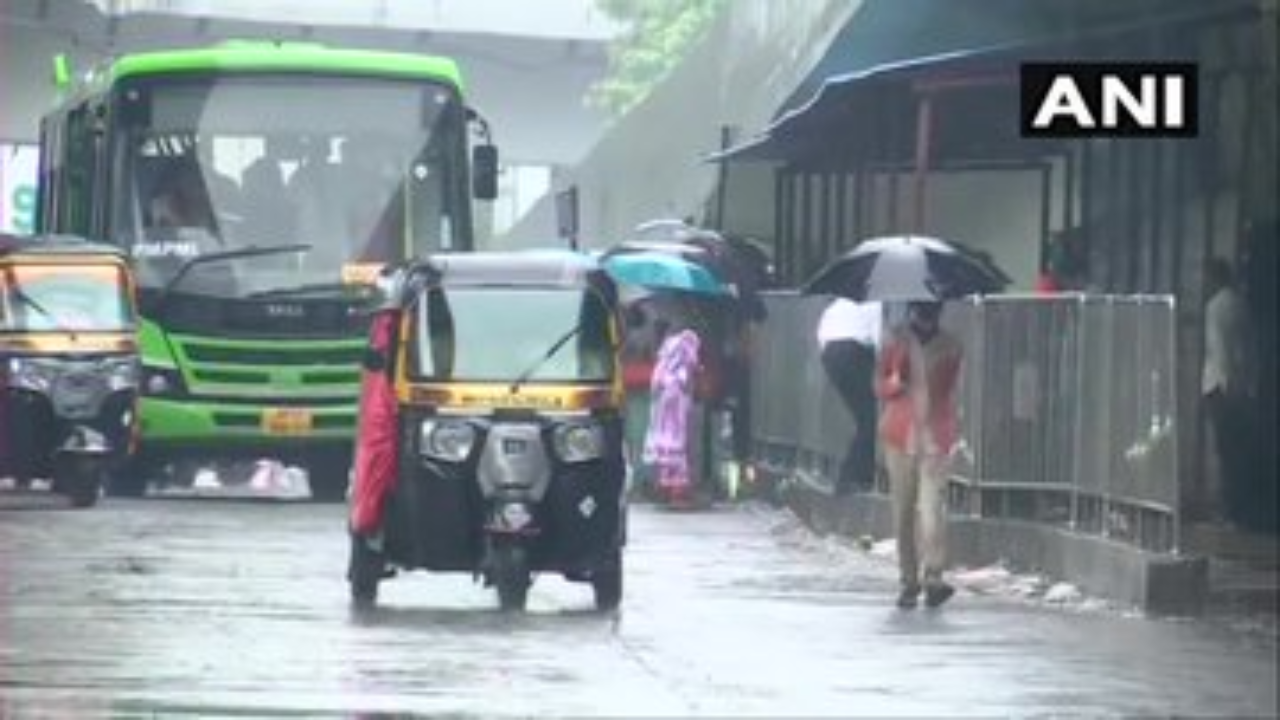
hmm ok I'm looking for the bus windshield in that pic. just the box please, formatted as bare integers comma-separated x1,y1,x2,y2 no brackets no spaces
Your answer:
110,74,468,296
0,264,134,333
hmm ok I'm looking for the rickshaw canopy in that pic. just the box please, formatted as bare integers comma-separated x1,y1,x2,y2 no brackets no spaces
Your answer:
0,233,131,261
389,252,620,307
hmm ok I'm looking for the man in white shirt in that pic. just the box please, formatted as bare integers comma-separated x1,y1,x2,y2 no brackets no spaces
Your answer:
1202,258,1258,526
816,298,882,493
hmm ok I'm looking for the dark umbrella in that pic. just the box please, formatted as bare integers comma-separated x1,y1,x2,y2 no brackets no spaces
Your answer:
803,234,1008,302
946,240,1014,288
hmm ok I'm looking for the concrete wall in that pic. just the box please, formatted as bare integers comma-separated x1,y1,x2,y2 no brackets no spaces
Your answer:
887,170,1048,290
504,0,865,249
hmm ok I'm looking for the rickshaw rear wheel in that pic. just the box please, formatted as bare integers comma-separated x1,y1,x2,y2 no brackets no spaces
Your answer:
591,551,624,611
492,545,531,612
53,458,103,509
306,448,353,503
348,534,385,608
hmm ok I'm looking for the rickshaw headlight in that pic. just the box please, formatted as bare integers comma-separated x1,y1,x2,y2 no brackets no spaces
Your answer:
553,423,604,463
420,420,476,462
6,358,55,393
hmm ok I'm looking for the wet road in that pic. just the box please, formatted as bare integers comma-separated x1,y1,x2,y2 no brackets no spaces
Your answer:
1,497,1276,717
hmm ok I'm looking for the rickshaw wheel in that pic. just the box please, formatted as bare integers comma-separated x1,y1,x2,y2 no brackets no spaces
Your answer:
348,534,385,608
493,546,531,612
53,458,103,509
591,551,624,611
306,449,353,503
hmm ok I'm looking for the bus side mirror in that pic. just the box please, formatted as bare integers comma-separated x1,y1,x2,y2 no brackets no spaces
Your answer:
472,144,498,201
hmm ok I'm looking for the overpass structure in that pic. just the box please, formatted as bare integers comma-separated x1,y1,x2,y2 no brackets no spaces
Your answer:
1,0,618,237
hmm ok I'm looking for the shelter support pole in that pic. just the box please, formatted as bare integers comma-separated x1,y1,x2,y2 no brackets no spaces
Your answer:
819,173,833,261
853,165,866,239
714,125,734,231
912,92,935,233
1039,163,1053,269
835,172,848,252
768,170,788,283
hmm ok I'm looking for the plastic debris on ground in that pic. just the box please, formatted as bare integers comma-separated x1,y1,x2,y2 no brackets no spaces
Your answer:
870,538,897,559
149,460,313,501
745,502,1132,615
952,564,1015,594
1044,582,1085,605
949,561,1119,613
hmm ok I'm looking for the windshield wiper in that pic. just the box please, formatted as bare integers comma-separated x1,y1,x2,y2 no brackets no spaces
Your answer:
11,287,78,340
154,244,312,317
245,281,374,301
508,325,581,395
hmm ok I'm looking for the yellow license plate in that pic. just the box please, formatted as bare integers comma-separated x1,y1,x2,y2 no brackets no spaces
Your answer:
342,263,384,285
262,408,313,435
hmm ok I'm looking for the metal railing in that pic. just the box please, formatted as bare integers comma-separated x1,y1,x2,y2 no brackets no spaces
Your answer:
750,292,1181,553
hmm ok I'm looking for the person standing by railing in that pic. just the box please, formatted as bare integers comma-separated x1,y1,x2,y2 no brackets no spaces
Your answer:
1202,257,1259,527
816,298,882,494
876,301,964,609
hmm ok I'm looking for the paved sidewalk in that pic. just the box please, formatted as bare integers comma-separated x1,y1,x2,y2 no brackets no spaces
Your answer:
1185,522,1279,633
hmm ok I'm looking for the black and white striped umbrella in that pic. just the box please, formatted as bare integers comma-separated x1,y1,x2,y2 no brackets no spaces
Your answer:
802,235,1008,302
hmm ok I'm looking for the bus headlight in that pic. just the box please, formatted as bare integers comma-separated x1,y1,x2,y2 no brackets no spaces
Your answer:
552,422,604,463
142,365,185,397
420,420,477,462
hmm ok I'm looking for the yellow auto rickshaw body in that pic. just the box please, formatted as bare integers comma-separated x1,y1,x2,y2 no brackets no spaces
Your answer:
347,250,629,612
0,233,141,508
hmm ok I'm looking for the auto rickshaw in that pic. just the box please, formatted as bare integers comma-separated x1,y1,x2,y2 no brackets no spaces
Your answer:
347,251,627,611
0,234,141,507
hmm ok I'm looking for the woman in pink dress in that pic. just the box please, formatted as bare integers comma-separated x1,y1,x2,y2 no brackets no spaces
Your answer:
642,327,702,506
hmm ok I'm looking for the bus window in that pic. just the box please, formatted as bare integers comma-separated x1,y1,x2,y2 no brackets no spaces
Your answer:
37,116,63,234
60,105,97,236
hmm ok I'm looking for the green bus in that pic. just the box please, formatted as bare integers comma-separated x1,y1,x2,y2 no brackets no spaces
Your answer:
35,41,499,499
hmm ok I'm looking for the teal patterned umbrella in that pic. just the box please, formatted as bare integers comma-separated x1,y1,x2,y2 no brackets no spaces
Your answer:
603,251,731,297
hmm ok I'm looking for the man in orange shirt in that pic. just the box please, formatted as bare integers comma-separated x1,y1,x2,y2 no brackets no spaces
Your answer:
876,301,963,609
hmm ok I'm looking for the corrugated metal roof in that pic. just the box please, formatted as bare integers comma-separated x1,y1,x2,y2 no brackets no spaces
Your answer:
710,0,1258,164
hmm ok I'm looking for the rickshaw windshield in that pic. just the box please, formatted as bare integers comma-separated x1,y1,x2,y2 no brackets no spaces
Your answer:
411,286,614,384
0,264,134,333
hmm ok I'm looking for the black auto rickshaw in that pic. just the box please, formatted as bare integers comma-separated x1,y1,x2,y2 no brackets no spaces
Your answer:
0,234,141,507
347,251,627,611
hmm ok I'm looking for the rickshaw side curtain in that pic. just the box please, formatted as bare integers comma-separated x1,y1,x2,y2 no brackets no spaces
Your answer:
350,308,402,535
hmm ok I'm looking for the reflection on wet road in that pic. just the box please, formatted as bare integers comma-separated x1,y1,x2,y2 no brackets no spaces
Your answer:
1,499,1276,716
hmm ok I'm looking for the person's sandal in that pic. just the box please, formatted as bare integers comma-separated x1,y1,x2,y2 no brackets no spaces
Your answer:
925,582,956,608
